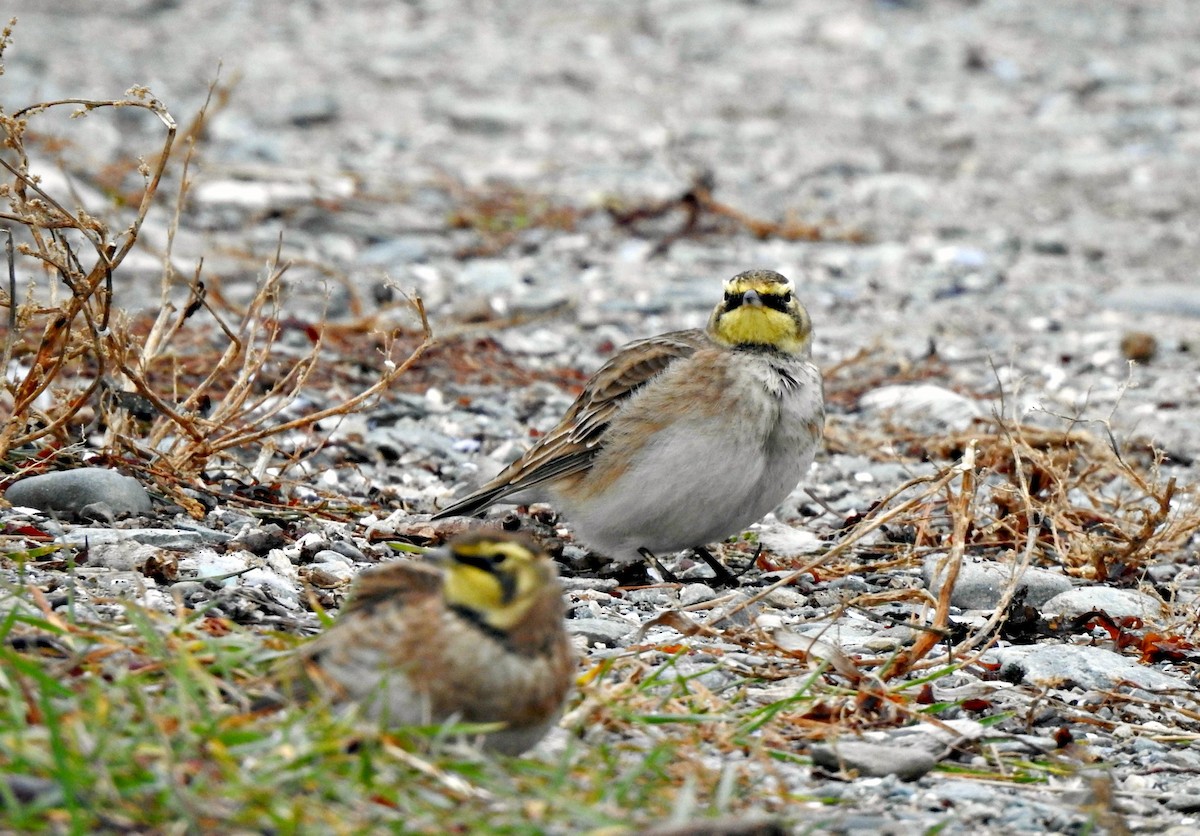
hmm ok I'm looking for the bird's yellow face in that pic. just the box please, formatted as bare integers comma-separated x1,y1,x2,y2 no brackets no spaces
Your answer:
440,534,554,631
708,270,813,356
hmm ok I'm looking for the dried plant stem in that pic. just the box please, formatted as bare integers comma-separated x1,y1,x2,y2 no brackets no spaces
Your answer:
0,93,176,459
721,467,961,626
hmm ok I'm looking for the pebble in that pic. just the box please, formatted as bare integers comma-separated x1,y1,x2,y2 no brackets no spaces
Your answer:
678,583,718,607
923,557,1073,609
83,543,166,573
1040,586,1167,622
810,740,937,781
5,468,152,519
859,384,984,432
359,236,432,267
60,528,208,549
567,617,635,647
1102,284,1200,317
754,520,824,557
989,644,1192,692
302,561,357,588
0,773,63,805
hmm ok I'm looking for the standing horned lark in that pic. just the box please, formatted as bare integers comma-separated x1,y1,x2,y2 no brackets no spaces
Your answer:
434,269,824,566
292,532,575,755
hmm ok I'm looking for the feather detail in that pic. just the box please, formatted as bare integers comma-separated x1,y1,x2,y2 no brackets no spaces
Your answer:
433,329,708,518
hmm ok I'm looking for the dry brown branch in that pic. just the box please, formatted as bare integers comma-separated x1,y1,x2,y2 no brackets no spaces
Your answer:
0,91,176,459
2,74,434,510
882,442,976,680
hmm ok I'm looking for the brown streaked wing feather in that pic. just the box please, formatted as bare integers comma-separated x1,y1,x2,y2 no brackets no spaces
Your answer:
455,329,708,503
563,329,709,448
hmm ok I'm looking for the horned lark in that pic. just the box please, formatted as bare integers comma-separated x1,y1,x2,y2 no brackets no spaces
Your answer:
292,532,575,755
434,269,824,566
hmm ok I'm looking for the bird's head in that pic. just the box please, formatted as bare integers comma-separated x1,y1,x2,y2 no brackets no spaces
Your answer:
707,269,813,356
439,532,558,632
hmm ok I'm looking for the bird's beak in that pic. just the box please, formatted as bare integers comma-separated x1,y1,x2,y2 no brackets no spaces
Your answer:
743,289,763,307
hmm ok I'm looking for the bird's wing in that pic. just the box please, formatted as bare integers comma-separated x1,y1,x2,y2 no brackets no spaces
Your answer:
434,329,707,517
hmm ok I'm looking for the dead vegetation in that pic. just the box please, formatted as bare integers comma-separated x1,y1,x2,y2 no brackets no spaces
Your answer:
445,171,867,259
0,28,433,512
587,413,1199,752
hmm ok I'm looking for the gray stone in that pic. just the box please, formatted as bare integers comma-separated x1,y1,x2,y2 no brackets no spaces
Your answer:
85,542,166,573
359,237,432,267
989,644,1192,693
923,557,1072,609
1,772,63,805
287,93,340,127
1040,587,1167,622
567,617,634,647
678,583,717,607
60,528,207,549
860,384,985,432
754,520,824,558
811,740,937,781
1101,284,1200,317
5,468,152,518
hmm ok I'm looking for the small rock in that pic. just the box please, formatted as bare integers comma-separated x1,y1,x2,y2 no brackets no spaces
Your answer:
85,542,166,573
638,816,786,836
1031,234,1069,256
1164,779,1200,812
436,98,526,134
61,528,208,550
309,549,353,567
1101,284,1200,317
494,327,570,356
1040,587,1166,622
287,93,340,127
923,557,1072,609
359,236,431,268
302,561,356,588
860,384,983,432
990,644,1191,692
559,576,620,594
705,592,760,628
679,583,717,607
754,520,824,558
1119,331,1157,362
567,617,635,647
5,468,152,519
234,525,288,556
458,259,522,294
328,541,368,563
1,772,63,805
811,739,937,781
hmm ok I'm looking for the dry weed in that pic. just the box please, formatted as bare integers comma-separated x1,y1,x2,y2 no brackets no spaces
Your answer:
0,31,432,511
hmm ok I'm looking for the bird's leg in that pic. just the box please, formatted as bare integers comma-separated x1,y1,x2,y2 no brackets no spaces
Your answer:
692,546,741,587
638,547,681,583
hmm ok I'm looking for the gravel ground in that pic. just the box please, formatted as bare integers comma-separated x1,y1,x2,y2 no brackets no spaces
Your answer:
5,1,1200,833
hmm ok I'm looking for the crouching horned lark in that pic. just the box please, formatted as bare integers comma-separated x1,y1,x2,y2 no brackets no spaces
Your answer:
434,269,825,566
291,532,575,755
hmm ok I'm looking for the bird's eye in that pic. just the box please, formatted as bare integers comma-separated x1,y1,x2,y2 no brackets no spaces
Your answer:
490,553,508,566
724,292,743,310
761,293,791,313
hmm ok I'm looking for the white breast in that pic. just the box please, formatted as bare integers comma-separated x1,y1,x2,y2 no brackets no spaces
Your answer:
559,353,824,561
